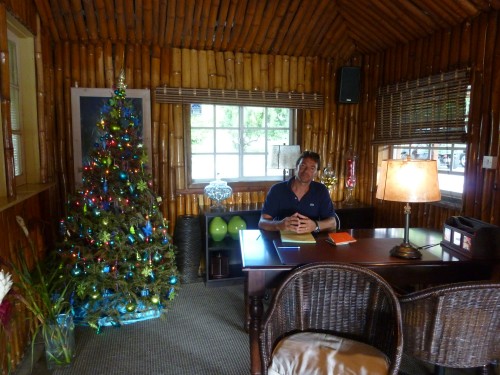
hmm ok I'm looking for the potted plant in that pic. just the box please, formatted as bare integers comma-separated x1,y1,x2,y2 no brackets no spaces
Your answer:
8,216,75,371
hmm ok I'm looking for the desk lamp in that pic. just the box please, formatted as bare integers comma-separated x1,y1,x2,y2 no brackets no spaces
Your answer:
270,145,301,181
376,158,441,259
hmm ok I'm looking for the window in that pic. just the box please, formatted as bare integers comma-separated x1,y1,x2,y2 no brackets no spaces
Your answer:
375,69,471,206
8,37,23,179
0,15,38,196
189,104,294,183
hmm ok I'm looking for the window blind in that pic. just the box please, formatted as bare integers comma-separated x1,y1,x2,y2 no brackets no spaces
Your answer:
154,87,323,109
374,69,470,144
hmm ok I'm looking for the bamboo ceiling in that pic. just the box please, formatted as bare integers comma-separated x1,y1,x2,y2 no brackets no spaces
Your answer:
33,0,500,61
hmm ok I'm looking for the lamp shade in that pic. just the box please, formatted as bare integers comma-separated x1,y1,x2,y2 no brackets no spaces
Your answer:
376,159,441,203
270,145,301,169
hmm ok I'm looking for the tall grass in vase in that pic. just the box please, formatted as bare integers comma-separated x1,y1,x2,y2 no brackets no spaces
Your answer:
9,216,75,370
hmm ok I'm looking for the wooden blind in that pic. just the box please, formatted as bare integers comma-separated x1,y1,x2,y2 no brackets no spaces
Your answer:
154,87,324,109
374,69,470,144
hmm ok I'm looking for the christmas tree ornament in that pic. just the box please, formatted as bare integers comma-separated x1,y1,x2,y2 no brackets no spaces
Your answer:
125,302,136,312
150,295,160,304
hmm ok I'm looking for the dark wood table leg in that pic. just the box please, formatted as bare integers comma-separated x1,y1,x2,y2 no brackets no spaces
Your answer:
249,294,264,375
246,270,266,375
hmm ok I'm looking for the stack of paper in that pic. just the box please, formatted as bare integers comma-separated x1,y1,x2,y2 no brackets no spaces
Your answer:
280,231,316,243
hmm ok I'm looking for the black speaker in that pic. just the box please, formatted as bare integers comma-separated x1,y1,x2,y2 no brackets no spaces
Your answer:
337,67,360,104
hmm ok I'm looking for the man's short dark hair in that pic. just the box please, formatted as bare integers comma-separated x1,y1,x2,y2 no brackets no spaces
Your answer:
296,151,321,169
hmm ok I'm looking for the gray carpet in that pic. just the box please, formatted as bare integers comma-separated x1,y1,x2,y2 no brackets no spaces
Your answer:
14,282,496,375
24,282,250,375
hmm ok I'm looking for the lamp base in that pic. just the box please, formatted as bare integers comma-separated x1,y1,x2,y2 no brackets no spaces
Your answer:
390,243,422,259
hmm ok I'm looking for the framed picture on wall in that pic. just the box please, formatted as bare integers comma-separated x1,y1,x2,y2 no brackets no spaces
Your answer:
70,88,152,186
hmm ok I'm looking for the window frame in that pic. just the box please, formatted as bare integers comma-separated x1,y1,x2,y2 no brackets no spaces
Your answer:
0,14,39,196
185,104,298,187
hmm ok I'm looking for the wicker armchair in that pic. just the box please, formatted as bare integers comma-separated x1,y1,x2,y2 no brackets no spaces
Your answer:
399,281,500,374
258,262,403,375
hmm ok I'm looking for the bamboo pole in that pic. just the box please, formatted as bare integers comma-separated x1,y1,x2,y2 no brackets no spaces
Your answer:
251,53,260,91
151,45,161,191
134,44,142,88
234,52,244,89
171,48,182,87
181,48,191,88
260,54,268,91
87,43,96,87
224,51,235,89
215,51,226,89
35,14,48,183
274,55,282,92
282,55,290,93
142,44,151,88
207,50,217,88
198,50,209,89
289,56,297,92
243,53,252,90
190,49,199,88
305,57,313,92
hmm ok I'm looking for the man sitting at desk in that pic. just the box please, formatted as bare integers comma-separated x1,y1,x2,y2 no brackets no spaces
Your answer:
258,151,337,233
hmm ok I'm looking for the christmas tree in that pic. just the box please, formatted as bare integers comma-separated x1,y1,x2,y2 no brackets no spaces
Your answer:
58,72,179,330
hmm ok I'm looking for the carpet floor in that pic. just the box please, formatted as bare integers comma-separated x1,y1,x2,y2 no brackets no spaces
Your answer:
13,282,497,375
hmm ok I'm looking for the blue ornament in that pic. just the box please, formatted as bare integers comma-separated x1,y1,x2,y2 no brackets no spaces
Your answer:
142,221,153,236
153,252,163,263
70,264,83,277
141,288,150,297
119,171,128,180
161,237,169,245
169,276,178,285
102,265,110,273
127,234,135,244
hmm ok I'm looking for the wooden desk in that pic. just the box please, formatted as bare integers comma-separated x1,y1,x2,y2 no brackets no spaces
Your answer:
240,228,494,375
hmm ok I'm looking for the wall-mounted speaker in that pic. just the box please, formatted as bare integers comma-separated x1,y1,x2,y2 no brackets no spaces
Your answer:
337,67,360,104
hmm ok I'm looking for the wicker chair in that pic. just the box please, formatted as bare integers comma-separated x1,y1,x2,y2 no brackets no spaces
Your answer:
258,262,403,375
399,281,500,374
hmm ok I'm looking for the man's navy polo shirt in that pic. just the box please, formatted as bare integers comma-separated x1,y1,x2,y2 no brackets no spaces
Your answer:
261,178,335,221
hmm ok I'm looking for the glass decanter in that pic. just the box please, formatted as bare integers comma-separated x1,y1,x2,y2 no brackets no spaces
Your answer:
204,176,232,208
343,147,358,205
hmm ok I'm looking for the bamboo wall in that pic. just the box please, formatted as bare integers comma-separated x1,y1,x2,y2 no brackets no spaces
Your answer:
2,3,500,373
49,43,362,233
363,11,500,228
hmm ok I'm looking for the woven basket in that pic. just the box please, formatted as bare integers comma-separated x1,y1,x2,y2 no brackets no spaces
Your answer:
174,215,203,284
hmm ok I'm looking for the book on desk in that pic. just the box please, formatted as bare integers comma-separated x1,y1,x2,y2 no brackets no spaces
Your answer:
327,232,357,246
279,230,316,243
